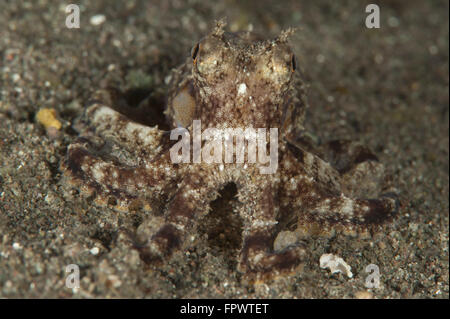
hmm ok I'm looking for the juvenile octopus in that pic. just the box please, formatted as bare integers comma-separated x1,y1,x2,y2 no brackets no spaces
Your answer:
63,21,398,278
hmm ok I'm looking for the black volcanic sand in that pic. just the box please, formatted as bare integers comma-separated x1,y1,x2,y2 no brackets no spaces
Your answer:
0,0,448,298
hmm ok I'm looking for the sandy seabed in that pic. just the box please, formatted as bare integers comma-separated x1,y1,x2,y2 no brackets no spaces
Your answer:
0,0,448,298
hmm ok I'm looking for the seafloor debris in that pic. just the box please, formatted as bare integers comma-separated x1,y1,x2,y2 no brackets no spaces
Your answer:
36,108,62,130
319,253,353,278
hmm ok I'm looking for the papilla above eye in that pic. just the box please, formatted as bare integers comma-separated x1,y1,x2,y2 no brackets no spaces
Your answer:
291,54,296,72
191,43,200,62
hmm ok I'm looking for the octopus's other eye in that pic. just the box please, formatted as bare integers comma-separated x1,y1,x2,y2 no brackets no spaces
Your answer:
191,43,200,63
291,54,296,72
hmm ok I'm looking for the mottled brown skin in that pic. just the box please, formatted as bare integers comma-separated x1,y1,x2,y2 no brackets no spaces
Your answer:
63,21,397,279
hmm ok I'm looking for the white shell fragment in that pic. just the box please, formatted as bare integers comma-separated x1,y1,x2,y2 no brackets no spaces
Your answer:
319,253,353,278
90,14,106,26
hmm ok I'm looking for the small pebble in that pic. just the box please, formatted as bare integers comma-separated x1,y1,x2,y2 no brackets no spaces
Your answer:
355,291,374,299
273,230,298,251
36,108,62,130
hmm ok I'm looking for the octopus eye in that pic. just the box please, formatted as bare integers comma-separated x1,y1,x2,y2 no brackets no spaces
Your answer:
191,43,200,63
291,54,296,72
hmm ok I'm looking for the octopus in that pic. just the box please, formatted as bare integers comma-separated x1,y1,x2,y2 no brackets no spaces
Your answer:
63,21,398,278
